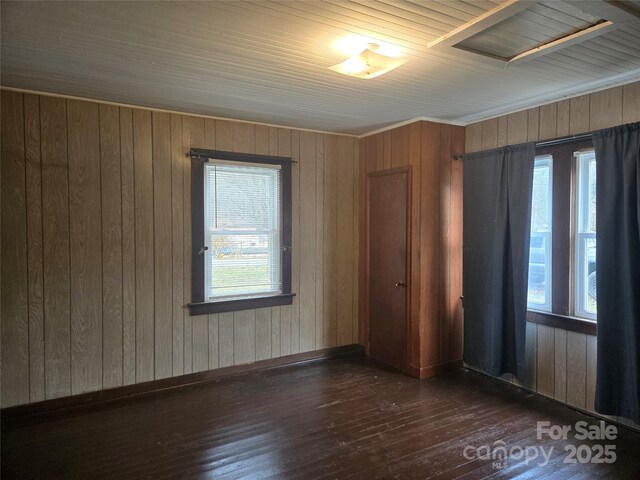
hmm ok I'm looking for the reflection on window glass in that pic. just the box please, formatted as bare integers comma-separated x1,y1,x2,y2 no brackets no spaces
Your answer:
528,155,552,311
576,151,597,319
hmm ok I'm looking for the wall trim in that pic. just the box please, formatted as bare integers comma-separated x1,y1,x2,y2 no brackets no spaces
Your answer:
407,359,463,379
5,75,639,138
464,365,640,434
457,72,640,126
1,344,364,428
0,86,359,138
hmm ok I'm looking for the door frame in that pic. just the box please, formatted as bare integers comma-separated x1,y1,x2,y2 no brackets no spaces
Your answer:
364,166,412,372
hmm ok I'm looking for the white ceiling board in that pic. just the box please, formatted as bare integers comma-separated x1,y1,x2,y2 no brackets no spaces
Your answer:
1,0,639,134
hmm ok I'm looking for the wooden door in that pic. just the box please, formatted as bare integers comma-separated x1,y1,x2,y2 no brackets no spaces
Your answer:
367,167,410,372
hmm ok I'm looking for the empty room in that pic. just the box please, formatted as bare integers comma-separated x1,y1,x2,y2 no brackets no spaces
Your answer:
2,1,640,478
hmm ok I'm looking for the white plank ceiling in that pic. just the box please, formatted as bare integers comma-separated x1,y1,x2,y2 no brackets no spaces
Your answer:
1,0,640,134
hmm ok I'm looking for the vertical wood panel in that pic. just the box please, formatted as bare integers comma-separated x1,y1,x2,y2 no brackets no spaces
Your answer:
120,108,136,385
290,131,301,353
255,308,271,361
170,114,184,377
567,331,587,409
208,314,219,369
409,124,422,366
569,95,590,135
465,122,481,152
590,87,623,131
188,117,208,373
523,322,537,390
218,312,234,367
324,135,338,348
133,109,155,383
99,104,123,389
556,99,570,137
586,334,597,412
539,103,557,140
336,136,354,346
507,110,528,145
420,122,442,366
439,125,452,362
449,126,464,360
391,125,410,169
315,134,325,350
182,115,193,375
1,91,29,406
152,112,173,379
536,325,554,397
383,130,392,169
497,116,508,147
352,139,359,344
480,118,498,150
623,82,640,123
24,94,45,402
527,107,540,142
68,100,103,394
554,328,567,403
41,96,71,399
299,131,316,352
234,310,256,364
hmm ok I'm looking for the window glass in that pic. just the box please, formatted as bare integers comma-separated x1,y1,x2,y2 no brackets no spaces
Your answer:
528,155,553,310
576,150,597,319
204,161,282,300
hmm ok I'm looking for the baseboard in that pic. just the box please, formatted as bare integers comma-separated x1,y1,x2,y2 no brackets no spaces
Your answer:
464,365,640,434
1,344,364,427
407,359,463,379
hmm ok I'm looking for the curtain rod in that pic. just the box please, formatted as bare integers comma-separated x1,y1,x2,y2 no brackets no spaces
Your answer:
452,132,593,160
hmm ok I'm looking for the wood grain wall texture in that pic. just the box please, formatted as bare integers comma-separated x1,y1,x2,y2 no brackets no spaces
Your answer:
358,121,465,377
0,91,359,408
465,80,640,430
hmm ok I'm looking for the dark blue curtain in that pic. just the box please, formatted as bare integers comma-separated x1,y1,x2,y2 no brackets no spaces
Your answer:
593,121,640,424
463,143,536,380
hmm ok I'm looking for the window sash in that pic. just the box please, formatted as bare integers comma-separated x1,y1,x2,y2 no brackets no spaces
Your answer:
574,150,597,320
203,161,283,301
528,156,553,311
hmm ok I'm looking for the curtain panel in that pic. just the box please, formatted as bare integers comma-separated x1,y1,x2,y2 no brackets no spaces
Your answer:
593,121,640,423
463,143,536,380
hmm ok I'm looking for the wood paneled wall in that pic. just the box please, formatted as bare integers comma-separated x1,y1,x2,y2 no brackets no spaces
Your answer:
359,121,464,377
465,80,640,430
0,91,359,408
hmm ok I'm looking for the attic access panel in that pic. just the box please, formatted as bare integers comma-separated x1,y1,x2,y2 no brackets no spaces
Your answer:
454,1,603,62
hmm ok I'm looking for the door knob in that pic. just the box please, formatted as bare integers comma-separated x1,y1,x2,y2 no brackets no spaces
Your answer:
395,281,406,287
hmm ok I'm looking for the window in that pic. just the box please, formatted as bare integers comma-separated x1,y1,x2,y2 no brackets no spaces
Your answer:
526,139,596,335
189,149,294,315
528,155,553,311
575,150,597,319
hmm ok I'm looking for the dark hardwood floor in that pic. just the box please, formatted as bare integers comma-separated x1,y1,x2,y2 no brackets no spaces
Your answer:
2,355,639,479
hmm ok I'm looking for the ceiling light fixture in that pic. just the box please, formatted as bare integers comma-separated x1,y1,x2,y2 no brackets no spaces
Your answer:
329,43,406,79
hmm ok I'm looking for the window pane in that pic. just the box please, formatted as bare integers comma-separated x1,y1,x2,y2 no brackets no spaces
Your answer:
204,162,281,300
576,151,596,319
528,156,552,310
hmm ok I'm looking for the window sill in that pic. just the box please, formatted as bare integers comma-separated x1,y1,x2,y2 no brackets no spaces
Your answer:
188,293,295,316
527,309,596,336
